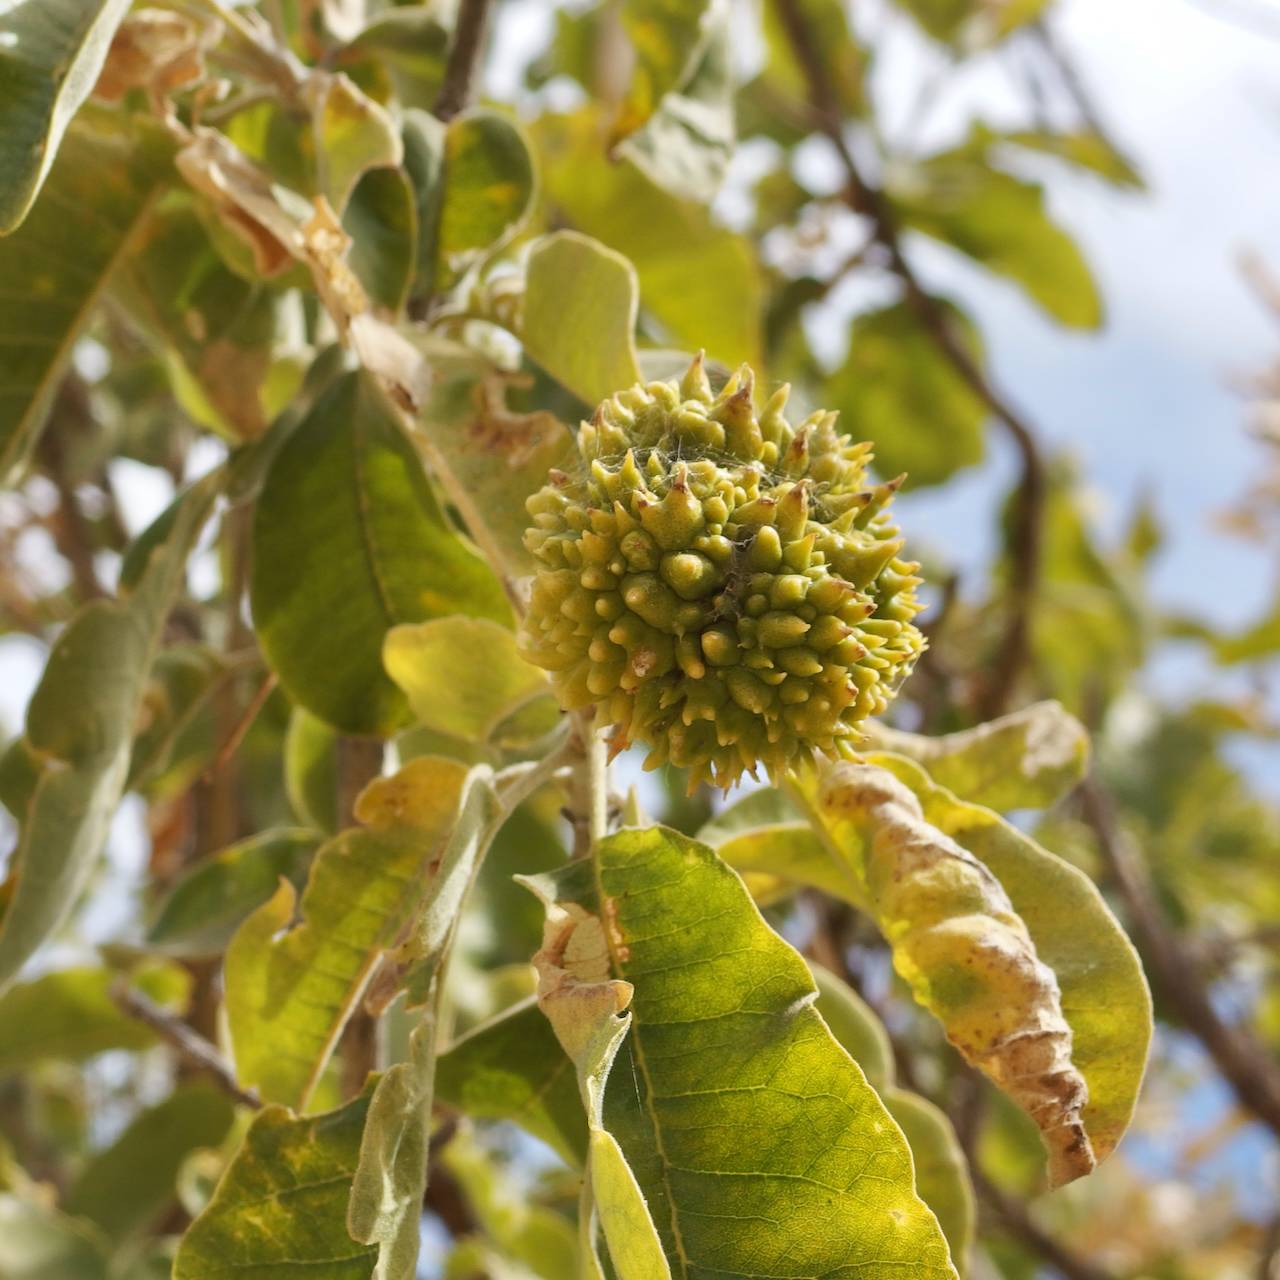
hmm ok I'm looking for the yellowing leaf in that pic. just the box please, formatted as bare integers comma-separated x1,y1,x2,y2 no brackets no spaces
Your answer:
870,754,1151,1163
225,757,472,1108
523,231,642,405
173,1091,378,1280
306,70,402,212
867,700,1090,812
383,617,549,744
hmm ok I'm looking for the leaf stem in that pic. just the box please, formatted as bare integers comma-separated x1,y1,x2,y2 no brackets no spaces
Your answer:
568,710,609,858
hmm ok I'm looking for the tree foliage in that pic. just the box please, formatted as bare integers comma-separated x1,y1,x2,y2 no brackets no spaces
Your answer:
0,1,1276,1278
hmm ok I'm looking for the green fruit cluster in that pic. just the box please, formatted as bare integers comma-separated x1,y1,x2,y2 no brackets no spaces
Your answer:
519,355,925,789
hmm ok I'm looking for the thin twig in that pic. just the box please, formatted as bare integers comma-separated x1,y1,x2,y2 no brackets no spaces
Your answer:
771,0,1048,717
566,709,609,858
112,983,261,1109
433,0,493,122
1079,776,1280,1140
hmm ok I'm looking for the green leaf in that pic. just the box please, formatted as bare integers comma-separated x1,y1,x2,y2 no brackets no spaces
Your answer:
0,471,220,994
347,766,503,1280
308,71,402,212
400,108,446,300
435,997,587,1167
285,706,341,833
65,1084,236,1244
0,1195,109,1280
759,0,865,118
173,1091,378,1280
866,700,1090,812
869,754,1152,1166
809,964,974,1273
699,786,863,905
0,113,170,482
383,617,550,744
0,0,133,233
250,368,509,736
1213,596,1280,664
825,301,987,488
526,827,959,1278
225,756,473,1108
615,0,713,140
146,828,321,957
415,339,579,578
966,122,1142,191
891,154,1101,328
882,1090,974,1276
0,963,190,1071
538,111,764,369
434,110,535,291
336,8,449,110
809,961,894,1091
617,12,735,204
344,165,418,313
523,231,642,405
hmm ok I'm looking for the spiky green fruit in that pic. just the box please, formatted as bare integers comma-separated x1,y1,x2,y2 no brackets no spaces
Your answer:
519,356,925,789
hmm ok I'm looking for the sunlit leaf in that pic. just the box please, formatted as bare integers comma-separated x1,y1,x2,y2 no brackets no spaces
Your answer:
813,754,1152,1169
809,960,894,1090
336,8,449,110
147,829,321,957
250,367,509,735
0,0,134,232
538,111,764,369
384,617,550,744
347,766,502,1280
966,122,1142,191
0,963,190,1071
0,471,220,994
867,700,1090,812
826,301,987,488
891,153,1101,328
526,827,960,1277
65,1084,235,1244
759,0,866,118
523,231,642,405
225,757,473,1108
173,1090,377,1280
0,112,171,481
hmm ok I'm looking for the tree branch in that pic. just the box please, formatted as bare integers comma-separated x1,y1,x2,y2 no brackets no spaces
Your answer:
112,983,261,1109
433,0,493,122
770,0,1048,716
1079,776,1280,1140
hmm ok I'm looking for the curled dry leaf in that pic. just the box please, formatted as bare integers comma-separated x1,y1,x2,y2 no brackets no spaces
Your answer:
93,9,220,106
532,902,633,1065
817,761,1094,1186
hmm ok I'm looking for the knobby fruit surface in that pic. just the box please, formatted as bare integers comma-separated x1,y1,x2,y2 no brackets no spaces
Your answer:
519,355,925,789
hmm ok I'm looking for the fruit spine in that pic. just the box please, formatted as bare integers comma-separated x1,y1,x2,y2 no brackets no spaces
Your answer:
519,355,924,789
